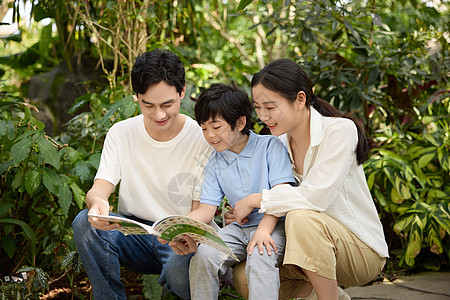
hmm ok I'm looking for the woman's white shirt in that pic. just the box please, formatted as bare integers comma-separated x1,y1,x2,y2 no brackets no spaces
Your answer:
260,107,389,257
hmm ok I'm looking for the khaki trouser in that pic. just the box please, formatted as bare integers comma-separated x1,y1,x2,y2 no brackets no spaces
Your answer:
233,210,386,299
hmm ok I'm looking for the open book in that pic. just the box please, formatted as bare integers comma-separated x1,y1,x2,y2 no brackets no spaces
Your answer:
88,214,238,261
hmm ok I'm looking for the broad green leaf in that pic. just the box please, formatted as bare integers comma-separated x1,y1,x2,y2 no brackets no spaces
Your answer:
1,237,16,258
58,182,72,215
428,228,443,255
0,219,36,258
344,20,361,43
11,172,24,190
74,161,92,183
10,136,33,165
437,146,449,171
418,152,435,168
367,171,375,190
427,189,448,201
6,120,15,140
62,146,82,163
413,162,426,188
0,160,14,175
89,153,102,170
237,0,252,11
0,120,6,136
405,238,421,266
36,135,60,169
390,186,404,204
374,189,387,207
120,95,137,118
143,274,163,299
70,181,86,209
0,202,14,217
43,168,61,195
14,129,40,142
25,169,41,196
394,214,414,233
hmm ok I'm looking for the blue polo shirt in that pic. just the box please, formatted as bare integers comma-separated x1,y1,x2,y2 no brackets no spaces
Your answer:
200,131,296,227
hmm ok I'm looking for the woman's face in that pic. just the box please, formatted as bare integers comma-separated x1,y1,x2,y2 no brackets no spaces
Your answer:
252,84,300,136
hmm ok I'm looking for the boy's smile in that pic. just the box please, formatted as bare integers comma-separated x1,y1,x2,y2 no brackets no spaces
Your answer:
201,115,248,154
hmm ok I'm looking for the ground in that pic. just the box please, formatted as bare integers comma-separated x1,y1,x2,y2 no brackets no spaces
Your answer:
40,269,145,300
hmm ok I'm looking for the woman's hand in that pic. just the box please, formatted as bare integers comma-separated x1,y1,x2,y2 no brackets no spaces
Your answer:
234,193,262,225
166,235,198,255
247,228,277,256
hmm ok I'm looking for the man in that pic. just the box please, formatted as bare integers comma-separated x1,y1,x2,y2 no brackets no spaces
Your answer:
72,49,211,299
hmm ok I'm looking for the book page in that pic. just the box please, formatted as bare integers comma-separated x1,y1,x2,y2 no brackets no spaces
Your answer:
87,214,157,236
154,216,239,261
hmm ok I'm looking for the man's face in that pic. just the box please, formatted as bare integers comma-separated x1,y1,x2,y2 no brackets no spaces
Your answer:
136,81,185,140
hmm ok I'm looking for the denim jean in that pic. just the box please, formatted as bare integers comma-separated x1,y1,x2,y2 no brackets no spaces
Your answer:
72,209,192,300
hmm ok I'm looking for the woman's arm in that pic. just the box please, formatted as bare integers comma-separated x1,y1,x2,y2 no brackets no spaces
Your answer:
261,119,359,217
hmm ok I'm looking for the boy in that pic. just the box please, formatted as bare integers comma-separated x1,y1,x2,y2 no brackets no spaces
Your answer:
72,49,211,300
186,83,295,299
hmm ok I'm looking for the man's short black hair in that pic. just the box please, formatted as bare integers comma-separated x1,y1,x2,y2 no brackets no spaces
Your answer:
195,83,252,135
131,49,185,95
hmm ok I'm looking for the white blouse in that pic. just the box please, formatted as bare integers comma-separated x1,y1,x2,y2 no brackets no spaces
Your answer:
260,108,389,257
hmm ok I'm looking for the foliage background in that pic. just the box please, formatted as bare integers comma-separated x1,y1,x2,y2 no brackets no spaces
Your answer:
0,0,449,298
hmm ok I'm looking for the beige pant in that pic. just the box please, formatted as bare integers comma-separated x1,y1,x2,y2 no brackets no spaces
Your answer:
233,209,386,299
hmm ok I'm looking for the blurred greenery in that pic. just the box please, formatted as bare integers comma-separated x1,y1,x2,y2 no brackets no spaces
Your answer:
0,0,449,298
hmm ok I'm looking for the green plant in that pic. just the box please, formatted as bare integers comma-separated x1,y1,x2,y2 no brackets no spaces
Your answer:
0,95,84,273
0,84,140,297
365,96,450,269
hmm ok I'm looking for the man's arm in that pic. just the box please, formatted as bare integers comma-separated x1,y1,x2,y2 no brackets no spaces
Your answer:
86,179,119,231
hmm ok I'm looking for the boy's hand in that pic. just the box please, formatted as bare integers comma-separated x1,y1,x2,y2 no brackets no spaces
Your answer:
247,228,277,256
88,198,120,231
157,237,168,244
223,208,248,225
234,193,261,225
168,235,198,255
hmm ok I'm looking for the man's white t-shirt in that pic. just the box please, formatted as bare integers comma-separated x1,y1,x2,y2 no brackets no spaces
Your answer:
95,114,212,222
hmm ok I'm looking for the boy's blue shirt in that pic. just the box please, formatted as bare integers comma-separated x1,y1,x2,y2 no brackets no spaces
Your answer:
200,131,296,227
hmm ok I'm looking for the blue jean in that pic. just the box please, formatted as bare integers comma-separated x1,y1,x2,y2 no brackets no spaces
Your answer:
72,209,192,299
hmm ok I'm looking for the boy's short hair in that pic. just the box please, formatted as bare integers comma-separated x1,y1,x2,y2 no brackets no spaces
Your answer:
195,83,252,135
131,49,185,95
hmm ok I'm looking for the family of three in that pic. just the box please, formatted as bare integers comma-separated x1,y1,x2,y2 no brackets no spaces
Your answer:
72,48,388,300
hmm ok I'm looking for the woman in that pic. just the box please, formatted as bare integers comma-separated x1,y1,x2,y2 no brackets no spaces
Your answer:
232,58,389,300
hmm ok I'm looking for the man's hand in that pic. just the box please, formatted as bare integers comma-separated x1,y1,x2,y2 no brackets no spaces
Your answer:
167,235,198,255
247,228,277,256
234,193,261,225
87,198,120,231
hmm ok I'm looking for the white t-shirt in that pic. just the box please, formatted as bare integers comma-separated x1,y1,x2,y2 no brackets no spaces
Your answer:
260,108,389,258
95,114,212,222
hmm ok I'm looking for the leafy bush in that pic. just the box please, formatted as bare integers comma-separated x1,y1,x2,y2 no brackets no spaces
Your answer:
365,97,450,270
0,84,138,297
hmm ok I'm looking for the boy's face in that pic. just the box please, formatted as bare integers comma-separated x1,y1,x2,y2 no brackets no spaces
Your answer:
200,115,248,153
136,81,185,140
